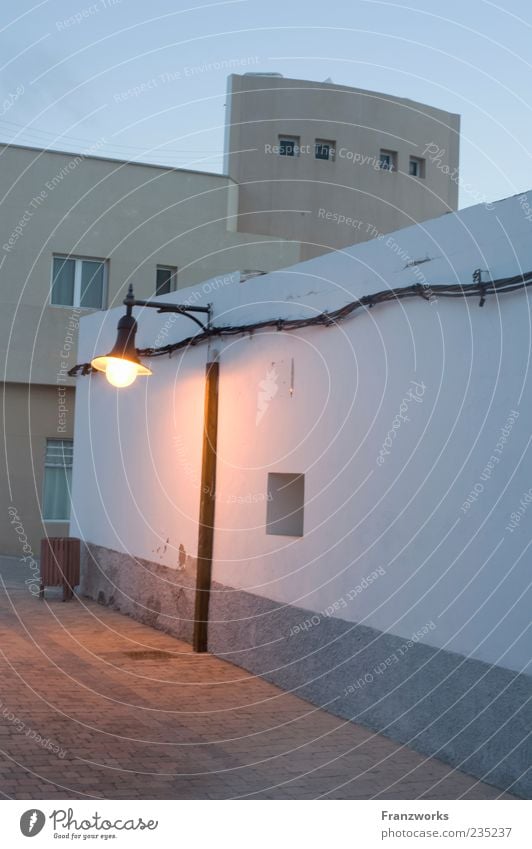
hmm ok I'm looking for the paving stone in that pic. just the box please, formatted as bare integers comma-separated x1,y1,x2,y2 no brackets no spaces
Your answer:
0,558,517,800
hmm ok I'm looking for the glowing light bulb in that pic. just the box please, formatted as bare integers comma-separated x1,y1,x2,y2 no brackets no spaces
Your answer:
105,358,138,388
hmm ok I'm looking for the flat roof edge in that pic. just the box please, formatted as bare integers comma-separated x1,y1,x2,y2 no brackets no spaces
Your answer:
0,142,236,183
228,73,461,119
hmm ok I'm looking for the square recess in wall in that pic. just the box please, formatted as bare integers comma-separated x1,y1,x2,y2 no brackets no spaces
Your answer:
266,473,305,537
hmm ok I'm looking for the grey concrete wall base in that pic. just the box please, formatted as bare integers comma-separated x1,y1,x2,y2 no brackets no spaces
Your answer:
81,542,197,644
83,544,531,798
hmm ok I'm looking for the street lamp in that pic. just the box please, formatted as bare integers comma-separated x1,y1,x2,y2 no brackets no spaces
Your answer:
90,284,210,387
89,283,217,653
91,309,152,387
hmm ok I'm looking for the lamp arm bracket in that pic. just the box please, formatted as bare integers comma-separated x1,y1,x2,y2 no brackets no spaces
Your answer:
123,285,211,330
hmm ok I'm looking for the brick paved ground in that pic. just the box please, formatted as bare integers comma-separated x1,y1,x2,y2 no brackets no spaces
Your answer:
0,557,515,800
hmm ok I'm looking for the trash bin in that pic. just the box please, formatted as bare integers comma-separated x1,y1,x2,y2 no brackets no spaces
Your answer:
40,537,80,601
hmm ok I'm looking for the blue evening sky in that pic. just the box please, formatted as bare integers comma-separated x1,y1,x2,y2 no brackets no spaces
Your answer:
1,0,531,208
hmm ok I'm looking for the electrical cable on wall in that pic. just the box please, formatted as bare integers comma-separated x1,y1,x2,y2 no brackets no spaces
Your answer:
68,268,532,376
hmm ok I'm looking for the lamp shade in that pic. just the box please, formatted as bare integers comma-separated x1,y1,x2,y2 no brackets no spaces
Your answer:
91,312,152,387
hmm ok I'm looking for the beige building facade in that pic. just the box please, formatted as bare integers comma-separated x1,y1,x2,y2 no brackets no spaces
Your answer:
0,144,301,556
225,74,460,259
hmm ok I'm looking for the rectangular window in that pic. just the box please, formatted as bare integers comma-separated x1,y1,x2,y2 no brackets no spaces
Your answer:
409,156,425,178
278,135,300,157
155,265,178,296
266,473,305,537
43,439,73,521
315,139,336,161
51,256,107,309
378,149,397,171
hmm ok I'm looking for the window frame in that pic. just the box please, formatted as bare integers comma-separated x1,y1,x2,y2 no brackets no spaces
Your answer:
155,265,178,297
409,156,426,178
50,254,108,310
315,139,336,161
378,149,398,172
42,438,74,523
278,135,301,157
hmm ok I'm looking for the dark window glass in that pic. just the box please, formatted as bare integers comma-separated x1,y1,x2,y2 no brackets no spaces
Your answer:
156,266,177,296
80,261,105,308
51,257,75,306
279,137,298,156
43,439,73,521
315,143,330,160
409,157,425,177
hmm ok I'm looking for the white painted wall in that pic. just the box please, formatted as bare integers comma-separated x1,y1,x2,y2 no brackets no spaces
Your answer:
71,192,532,675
